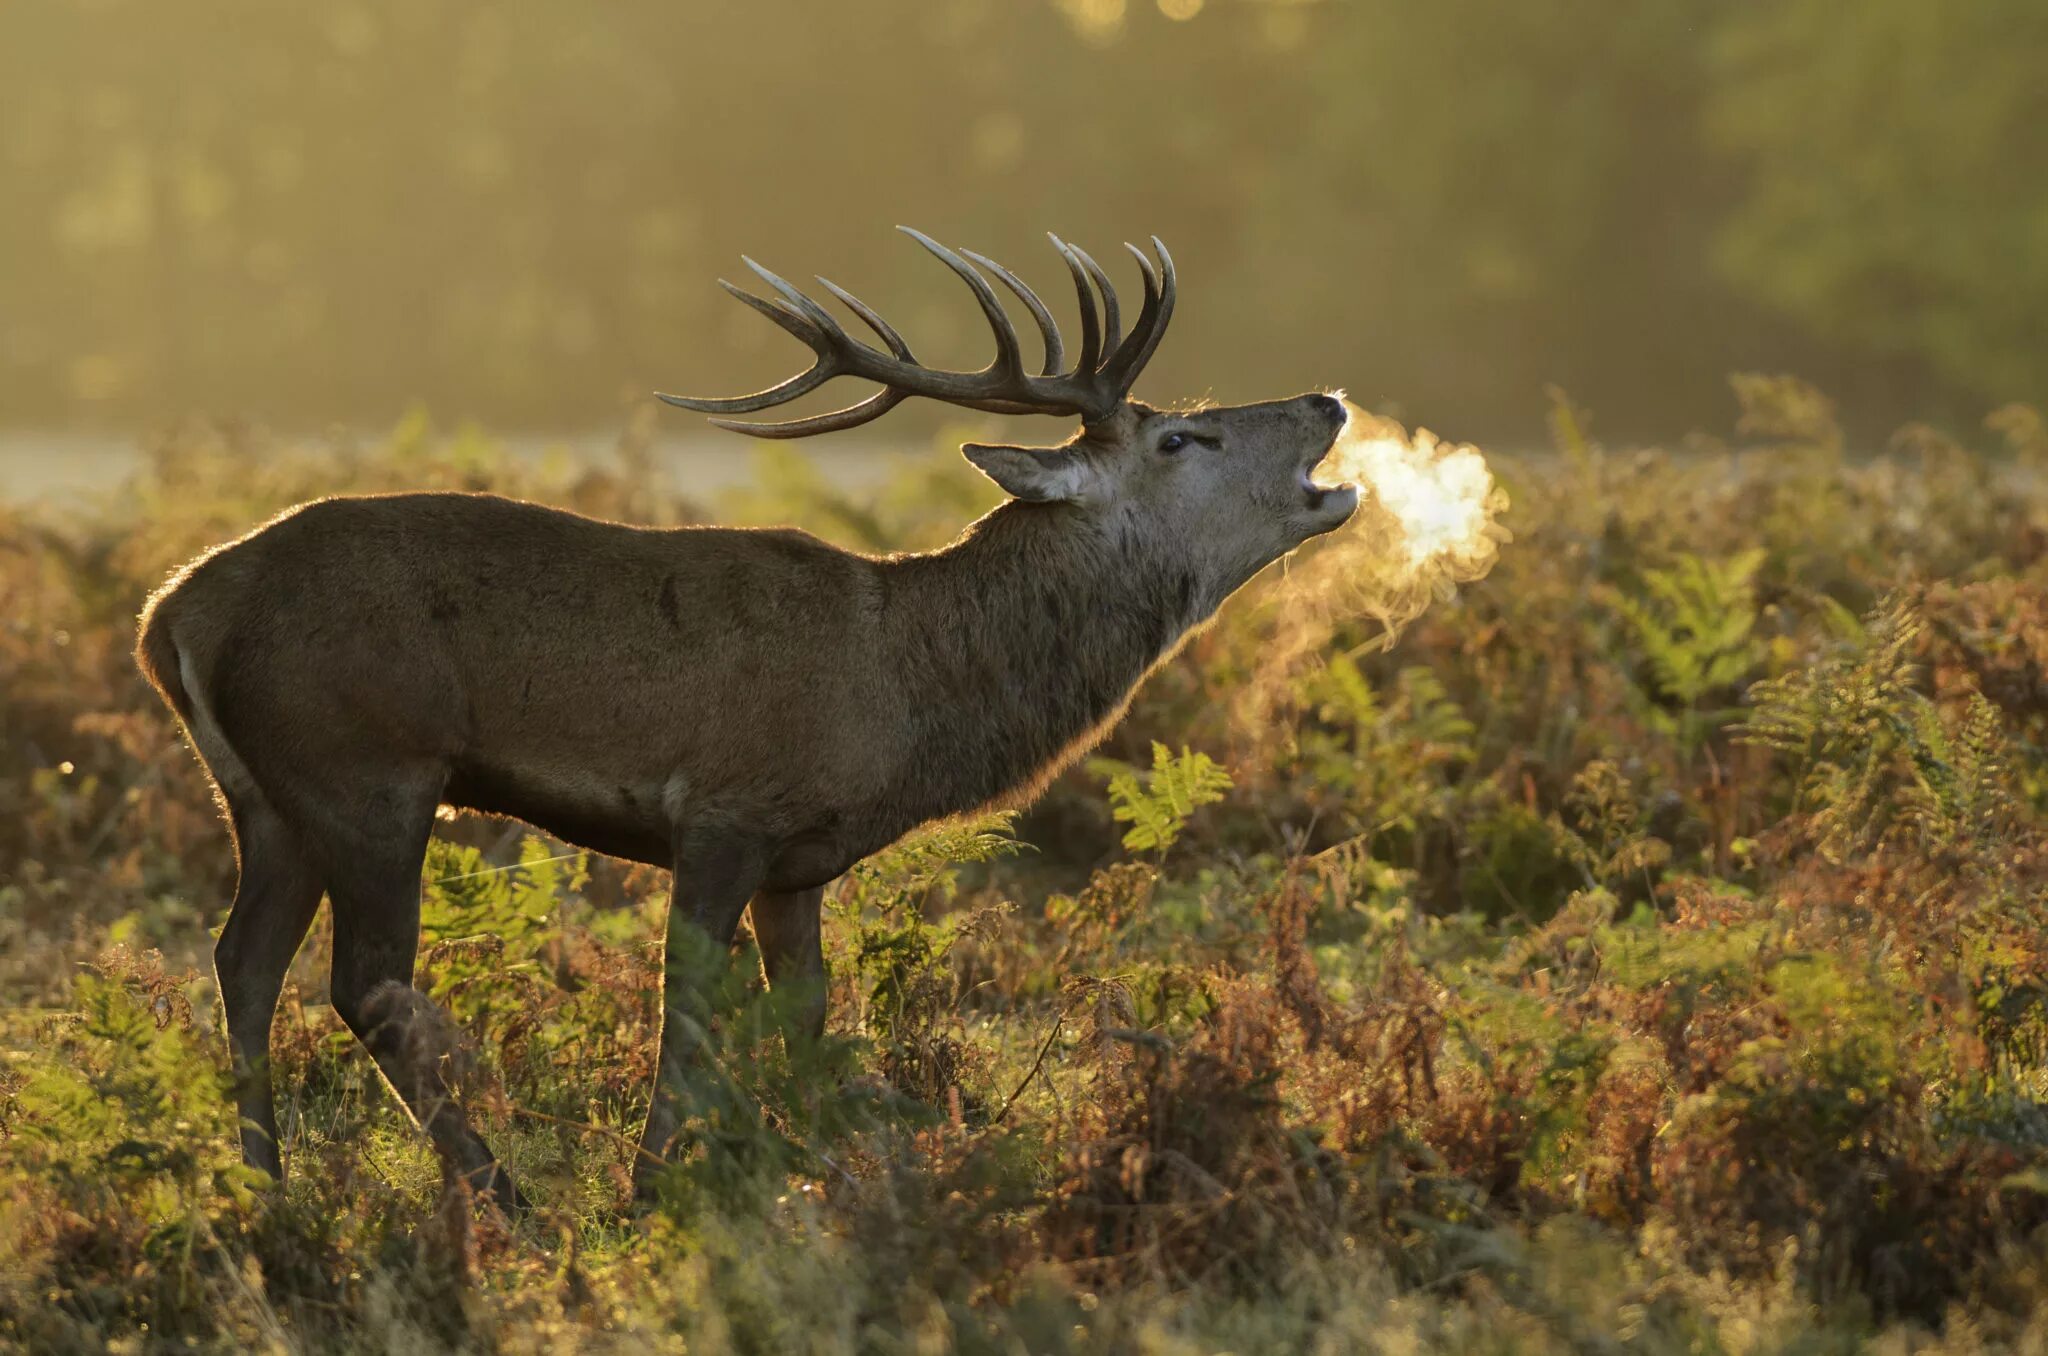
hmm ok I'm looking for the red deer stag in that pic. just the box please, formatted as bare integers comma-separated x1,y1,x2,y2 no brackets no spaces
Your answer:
136,229,1359,1209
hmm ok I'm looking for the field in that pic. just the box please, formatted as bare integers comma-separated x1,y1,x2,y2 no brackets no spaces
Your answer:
5,381,2048,1352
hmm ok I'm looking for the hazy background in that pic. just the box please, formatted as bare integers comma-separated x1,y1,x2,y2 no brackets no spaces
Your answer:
3,0,2044,478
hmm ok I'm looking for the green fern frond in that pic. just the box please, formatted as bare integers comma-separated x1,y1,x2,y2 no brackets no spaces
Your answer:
1618,548,1766,712
1738,598,2016,859
1095,742,1234,855
1396,668,1477,752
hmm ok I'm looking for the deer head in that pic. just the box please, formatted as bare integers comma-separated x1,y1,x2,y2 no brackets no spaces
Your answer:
659,229,1359,607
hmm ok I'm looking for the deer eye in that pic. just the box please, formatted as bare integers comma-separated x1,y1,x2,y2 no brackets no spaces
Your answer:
1157,432,1191,455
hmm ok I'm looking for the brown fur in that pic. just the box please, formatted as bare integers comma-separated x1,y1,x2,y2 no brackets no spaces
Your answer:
136,394,1355,1203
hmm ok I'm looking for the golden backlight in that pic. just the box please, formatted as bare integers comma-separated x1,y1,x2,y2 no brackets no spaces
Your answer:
1236,401,1509,723
1321,405,1506,570
1311,400,1511,640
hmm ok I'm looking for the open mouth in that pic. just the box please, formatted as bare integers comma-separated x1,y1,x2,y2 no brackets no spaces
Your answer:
1299,439,1355,512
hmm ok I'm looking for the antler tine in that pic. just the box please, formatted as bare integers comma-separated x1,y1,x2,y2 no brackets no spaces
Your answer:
1064,244,1122,367
654,280,842,413
1097,239,1175,398
719,278,829,346
1096,242,1158,387
655,367,836,414
742,256,852,345
898,227,1026,380
962,248,1064,377
683,258,941,437
1047,235,1102,382
694,275,927,434
709,387,910,440
1119,236,1177,394
815,276,918,361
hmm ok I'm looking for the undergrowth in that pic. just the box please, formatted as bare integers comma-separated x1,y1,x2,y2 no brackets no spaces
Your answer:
6,380,2048,1352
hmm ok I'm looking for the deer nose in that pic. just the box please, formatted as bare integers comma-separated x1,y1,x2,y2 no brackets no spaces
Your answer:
1309,393,1346,426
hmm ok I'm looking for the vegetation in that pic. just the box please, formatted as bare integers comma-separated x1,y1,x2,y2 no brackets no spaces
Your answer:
6,378,2048,1351
6,0,2045,440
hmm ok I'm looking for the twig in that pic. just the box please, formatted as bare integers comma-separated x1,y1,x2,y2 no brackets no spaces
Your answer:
430,848,587,886
991,1000,1076,1126
808,1145,859,1190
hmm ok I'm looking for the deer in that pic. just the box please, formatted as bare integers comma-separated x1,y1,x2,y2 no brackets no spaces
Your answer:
135,228,1359,1212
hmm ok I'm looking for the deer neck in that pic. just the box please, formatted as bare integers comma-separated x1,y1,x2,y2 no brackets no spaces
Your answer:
878,500,1205,816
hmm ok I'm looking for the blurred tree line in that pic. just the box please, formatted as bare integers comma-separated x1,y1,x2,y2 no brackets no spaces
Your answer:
2,0,2042,444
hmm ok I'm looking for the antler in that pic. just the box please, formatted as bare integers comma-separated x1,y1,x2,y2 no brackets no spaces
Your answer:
657,227,1176,439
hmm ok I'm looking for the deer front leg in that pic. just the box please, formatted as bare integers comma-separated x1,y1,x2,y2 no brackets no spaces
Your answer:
750,886,828,1043
634,829,764,1200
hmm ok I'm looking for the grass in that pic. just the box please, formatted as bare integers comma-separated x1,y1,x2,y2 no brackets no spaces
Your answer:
4,377,2048,1352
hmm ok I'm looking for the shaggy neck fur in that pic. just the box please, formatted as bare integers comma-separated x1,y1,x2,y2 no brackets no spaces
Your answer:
877,496,1208,822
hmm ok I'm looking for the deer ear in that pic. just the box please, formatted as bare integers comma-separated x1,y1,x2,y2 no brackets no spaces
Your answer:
963,443,1094,503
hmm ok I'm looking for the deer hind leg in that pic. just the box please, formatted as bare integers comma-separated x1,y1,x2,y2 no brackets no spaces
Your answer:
749,886,827,1043
214,794,325,1184
174,648,324,1183
633,828,766,1200
314,777,527,1215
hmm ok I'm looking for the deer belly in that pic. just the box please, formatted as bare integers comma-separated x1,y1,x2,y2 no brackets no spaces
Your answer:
442,760,673,866
762,832,862,893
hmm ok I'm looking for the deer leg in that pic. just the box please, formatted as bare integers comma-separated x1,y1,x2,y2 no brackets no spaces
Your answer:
214,795,325,1184
320,790,526,1215
633,829,765,1199
749,886,827,1043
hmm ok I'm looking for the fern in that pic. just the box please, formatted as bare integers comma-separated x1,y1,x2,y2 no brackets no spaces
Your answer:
1740,599,2018,860
1093,742,1234,855
1294,659,1476,843
1395,666,1478,757
420,835,585,948
1614,548,1766,759
1911,693,2014,849
1311,651,1381,732
640,924,901,1216
1742,600,1923,857
4,959,259,1238
840,810,1022,911
830,812,1022,1107
1556,759,1672,891
1620,548,1766,702
416,835,586,1017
